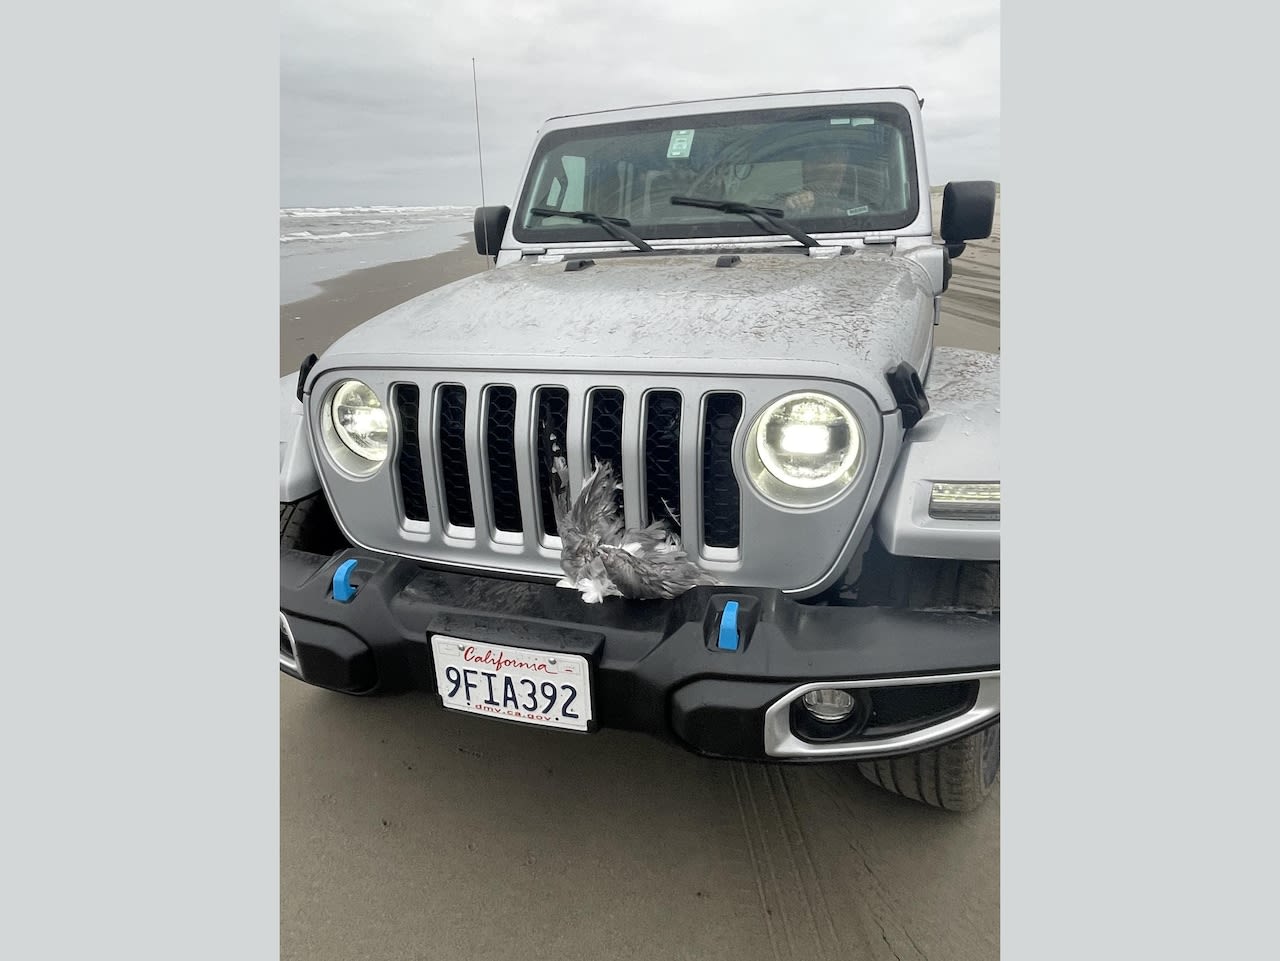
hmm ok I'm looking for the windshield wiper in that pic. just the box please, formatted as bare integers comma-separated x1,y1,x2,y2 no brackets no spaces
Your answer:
530,207,654,252
669,196,822,248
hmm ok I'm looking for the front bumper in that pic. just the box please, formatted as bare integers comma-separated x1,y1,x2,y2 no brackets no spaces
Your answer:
280,547,1000,762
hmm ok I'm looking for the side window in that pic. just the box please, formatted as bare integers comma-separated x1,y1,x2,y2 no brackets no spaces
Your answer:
560,155,585,211
849,123,909,213
524,154,587,226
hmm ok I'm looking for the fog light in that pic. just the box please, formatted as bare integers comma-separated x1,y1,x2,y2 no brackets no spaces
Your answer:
801,688,856,723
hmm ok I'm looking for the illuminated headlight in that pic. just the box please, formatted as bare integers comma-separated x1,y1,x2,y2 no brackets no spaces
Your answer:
929,482,1000,520
321,379,388,476
745,392,863,508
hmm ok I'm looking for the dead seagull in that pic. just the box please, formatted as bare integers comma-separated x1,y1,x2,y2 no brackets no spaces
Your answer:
549,455,716,603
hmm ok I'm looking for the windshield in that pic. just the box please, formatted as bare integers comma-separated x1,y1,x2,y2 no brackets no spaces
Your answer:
512,102,920,247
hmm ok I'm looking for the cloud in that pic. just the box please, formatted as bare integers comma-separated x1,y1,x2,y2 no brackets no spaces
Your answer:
282,0,1000,205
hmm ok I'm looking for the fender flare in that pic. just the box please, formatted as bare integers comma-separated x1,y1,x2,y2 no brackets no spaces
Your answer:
279,372,321,503
874,348,1000,560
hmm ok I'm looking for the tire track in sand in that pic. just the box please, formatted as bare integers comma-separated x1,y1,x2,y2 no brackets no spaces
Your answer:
732,762,870,957
732,761,949,960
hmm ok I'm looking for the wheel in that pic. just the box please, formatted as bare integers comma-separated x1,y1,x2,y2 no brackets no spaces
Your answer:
280,493,348,555
857,724,1000,813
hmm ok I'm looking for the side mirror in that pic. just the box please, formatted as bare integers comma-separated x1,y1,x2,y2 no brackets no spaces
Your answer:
940,181,996,258
474,205,510,257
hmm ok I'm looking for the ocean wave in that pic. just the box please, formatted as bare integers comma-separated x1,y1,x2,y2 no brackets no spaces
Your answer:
280,229,390,243
280,205,473,217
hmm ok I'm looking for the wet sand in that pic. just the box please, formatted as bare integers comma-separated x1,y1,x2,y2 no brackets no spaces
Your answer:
280,203,1000,961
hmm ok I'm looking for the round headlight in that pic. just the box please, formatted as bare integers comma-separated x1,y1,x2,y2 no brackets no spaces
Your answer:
757,393,860,486
322,380,388,475
746,392,863,507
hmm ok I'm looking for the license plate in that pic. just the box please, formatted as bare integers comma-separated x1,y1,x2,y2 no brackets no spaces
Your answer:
429,635,593,732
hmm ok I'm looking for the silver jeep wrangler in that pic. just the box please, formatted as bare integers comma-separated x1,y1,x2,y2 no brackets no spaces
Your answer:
279,86,1000,812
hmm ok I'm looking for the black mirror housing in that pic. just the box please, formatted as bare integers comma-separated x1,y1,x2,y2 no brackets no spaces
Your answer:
940,181,996,258
474,205,510,256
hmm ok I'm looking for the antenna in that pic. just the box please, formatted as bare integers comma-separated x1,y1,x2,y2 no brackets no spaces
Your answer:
471,58,492,266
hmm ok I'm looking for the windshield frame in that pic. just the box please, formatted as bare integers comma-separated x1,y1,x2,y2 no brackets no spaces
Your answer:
510,100,923,249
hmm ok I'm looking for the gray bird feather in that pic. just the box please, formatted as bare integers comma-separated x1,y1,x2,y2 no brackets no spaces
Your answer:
550,456,716,603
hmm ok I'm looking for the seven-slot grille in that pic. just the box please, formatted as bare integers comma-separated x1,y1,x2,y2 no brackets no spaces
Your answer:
392,381,743,553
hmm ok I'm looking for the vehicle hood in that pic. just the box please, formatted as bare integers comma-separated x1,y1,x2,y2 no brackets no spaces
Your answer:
317,249,935,412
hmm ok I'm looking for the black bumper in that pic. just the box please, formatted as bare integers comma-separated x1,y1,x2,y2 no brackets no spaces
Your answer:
280,547,1000,762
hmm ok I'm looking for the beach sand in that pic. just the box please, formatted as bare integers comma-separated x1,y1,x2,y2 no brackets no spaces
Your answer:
280,208,1000,961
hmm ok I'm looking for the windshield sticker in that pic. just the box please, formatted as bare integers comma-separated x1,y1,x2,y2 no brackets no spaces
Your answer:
832,117,875,126
667,129,695,158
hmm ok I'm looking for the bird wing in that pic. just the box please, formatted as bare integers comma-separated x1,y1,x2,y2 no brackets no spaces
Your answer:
600,545,716,599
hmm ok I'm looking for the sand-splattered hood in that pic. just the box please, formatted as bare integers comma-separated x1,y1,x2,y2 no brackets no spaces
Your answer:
318,250,936,413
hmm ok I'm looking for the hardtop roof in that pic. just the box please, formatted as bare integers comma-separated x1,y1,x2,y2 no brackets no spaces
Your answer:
541,86,923,124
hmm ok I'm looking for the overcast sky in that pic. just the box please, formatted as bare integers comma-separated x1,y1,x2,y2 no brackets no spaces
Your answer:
281,0,999,207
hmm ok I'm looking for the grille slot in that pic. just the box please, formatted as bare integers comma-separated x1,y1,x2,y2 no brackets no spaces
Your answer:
644,391,682,534
535,387,569,537
702,393,743,548
485,386,523,533
394,384,429,522
437,385,475,528
588,388,625,514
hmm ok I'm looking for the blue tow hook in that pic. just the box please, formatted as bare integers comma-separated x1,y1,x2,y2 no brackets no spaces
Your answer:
332,559,359,602
717,601,741,651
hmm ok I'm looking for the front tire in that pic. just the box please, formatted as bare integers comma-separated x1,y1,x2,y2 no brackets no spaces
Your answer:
280,493,348,555
858,724,999,812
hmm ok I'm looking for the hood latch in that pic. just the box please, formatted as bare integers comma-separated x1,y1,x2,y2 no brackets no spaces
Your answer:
886,362,930,429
